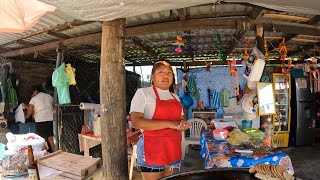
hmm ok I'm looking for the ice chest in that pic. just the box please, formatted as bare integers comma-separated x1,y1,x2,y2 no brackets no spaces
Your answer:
38,150,101,180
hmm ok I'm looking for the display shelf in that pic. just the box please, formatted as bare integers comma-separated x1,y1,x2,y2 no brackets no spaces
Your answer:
272,73,291,137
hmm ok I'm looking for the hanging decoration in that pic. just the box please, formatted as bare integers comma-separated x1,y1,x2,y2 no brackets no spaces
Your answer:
309,57,319,93
242,37,251,61
278,37,289,91
171,35,185,53
228,55,239,96
216,33,223,62
279,38,288,72
264,40,270,64
187,75,200,103
309,69,320,93
205,61,211,72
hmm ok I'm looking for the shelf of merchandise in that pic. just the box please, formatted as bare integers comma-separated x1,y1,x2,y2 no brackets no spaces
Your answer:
272,73,291,147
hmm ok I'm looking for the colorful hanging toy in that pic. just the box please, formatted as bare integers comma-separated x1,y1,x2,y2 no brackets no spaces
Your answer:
228,55,239,96
278,37,289,89
242,37,251,61
216,33,223,62
264,40,270,64
279,38,289,71
171,35,185,53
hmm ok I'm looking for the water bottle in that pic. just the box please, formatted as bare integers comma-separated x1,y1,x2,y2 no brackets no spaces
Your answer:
263,117,274,148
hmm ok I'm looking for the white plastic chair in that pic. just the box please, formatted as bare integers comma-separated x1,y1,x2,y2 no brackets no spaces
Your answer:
128,144,137,180
181,118,207,160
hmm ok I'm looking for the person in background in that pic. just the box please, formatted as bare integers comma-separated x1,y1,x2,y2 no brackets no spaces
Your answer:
23,86,54,152
130,61,190,180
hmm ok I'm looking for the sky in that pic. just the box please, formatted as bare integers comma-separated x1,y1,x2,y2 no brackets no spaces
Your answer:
125,65,178,83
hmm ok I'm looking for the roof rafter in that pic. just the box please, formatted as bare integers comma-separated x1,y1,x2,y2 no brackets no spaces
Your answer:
268,15,320,53
2,16,320,58
47,30,71,39
0,21,93,48
223,8,264,59
130,37,158,57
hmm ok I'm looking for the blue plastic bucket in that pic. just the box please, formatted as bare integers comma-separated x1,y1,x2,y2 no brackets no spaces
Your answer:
0,143,6,159
242,120,253,129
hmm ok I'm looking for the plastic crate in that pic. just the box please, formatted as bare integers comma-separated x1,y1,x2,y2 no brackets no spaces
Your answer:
273,133,289,148
18,122,36,134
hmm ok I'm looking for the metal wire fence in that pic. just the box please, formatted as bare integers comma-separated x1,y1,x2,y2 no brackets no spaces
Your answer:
56,53,140,157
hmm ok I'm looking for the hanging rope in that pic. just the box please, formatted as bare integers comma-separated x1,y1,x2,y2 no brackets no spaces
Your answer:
264,40,270,64
228,55,239,96
278,38,288,90
242,37,251,61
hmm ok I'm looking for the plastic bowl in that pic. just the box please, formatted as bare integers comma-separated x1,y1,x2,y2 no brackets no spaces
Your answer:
212,129,229,141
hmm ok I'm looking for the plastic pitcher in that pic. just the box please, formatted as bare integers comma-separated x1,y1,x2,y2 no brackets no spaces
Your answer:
0,143,5,159
241,120,253,129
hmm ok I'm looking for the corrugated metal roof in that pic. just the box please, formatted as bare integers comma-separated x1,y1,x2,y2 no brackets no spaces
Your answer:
0,3,319,63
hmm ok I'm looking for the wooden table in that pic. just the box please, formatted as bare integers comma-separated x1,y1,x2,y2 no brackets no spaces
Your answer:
78,130,141,157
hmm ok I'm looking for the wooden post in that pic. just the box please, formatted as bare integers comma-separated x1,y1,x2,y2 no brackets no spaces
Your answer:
182,60,188,119
53,44,63,151
100,19,128,180
255,25,265,54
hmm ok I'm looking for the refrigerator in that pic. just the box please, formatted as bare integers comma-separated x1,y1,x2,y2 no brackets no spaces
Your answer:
290,78,316,146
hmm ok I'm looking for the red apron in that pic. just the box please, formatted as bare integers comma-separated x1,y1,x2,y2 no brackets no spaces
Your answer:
143,86,182,166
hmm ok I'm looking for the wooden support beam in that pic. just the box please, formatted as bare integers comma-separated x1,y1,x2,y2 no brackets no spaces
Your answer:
288,42,320,57
0,18,240,58
223,8,262,59
268,15,320,52
270,15,320,55
0,33,101,57
177,8,186,21
255,25,265,54
3,16,320,58
131,37,158,57
223,18,251,59
47,30,71,39
305,15,320,25
125,18,238,37
127,60,306,66
190,12,251,20
249,8,263,20
15,40,36,46
263,13,310,22
0,21,92,48
252,20,320,37
100,19,127,179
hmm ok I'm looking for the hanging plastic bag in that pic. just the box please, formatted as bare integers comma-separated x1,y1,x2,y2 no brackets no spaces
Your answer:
52,63,71,104
65,63,77,85
179,92,193,109
243,47,266,82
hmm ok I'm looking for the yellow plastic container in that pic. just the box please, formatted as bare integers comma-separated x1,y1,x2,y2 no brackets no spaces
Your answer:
273,133,289,148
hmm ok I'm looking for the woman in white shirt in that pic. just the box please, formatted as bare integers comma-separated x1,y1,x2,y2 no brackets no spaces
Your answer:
130,61,190,180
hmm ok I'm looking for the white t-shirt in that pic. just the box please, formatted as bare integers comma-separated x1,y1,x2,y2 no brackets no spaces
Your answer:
130,86,183,119
29,92,54,122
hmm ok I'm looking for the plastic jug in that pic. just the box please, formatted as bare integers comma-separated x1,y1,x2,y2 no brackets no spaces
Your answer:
241,120,252,129
0,143,6,159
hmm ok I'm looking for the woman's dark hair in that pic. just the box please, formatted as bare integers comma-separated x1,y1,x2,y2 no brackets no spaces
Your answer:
151,61,173,75
30,85,42,95
151,61,175,93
